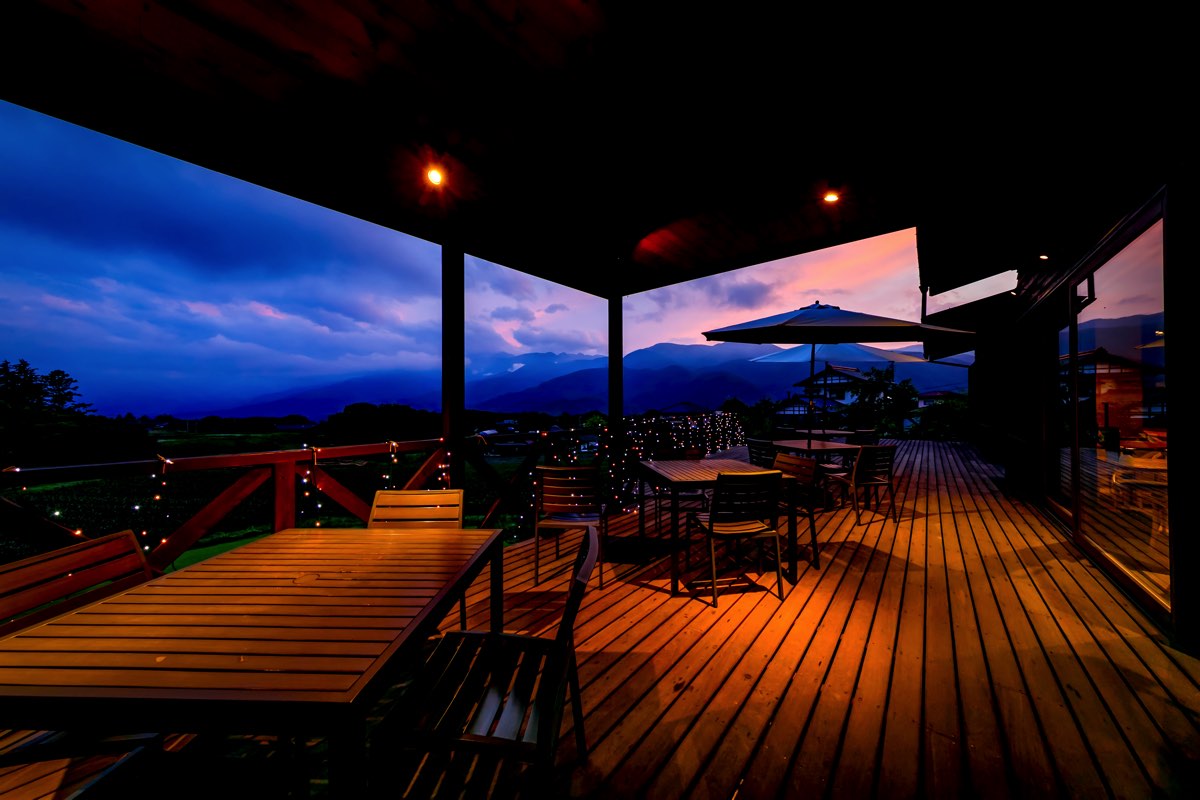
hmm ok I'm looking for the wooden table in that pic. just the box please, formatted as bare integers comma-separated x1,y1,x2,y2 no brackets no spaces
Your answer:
1110,454,1168,532
0,526,503,798
774,438,862,465
774,429,853,440
638,459,800,594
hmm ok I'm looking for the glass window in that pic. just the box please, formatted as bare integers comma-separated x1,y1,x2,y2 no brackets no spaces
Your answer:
1073,221,1167,608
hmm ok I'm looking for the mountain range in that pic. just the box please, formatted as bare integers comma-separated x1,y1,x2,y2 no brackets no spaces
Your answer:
194,340,974,421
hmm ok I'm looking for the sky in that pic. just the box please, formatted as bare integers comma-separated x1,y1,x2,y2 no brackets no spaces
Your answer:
2,98,981,417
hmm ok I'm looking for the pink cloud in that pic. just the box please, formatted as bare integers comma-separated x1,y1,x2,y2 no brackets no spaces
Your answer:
248,301,287,319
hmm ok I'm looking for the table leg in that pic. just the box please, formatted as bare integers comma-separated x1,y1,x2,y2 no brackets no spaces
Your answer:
329,716,367,799
638,475,647,538
490,540,504,633
787,493,798,583
670,487,680,595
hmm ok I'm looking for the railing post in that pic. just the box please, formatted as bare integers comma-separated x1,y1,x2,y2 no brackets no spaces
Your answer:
274,458,296,531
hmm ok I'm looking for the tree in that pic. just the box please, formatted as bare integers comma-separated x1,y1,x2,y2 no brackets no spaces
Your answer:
845,366,918,435
1,359,150,466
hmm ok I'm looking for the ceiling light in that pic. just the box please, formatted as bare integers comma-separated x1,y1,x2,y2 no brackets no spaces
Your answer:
426,167,444,186
823,192,839,203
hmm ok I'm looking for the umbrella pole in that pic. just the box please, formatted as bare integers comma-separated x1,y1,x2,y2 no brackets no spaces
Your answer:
808,346,814,448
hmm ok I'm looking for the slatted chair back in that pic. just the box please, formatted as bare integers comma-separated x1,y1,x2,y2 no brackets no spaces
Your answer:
833,444,900,525
368,489,464,528
708,470,782,529
688,470,784,606
534,465,607,585
852,444,897,488
536,465,603,520
772,452,819,486
745,437,777,467
0,530,177,800
370,526,600,796
368,488,470,629
545,523,600,659
773,452,824,568
0,530,155,637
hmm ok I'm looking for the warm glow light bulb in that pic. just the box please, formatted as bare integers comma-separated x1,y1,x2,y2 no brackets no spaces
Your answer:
823,192,839,203
427,167,444,186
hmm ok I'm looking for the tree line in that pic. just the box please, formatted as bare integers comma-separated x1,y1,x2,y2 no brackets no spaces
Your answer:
0,359,158,467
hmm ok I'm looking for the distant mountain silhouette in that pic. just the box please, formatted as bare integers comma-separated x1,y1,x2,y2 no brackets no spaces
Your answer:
186,369,442,420
189,339,982,420
1071,312,1164,363
466,351,607,405
170,312,1161,420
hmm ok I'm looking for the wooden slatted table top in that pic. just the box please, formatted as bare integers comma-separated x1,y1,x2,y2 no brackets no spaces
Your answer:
0,527,501,733
773,429,854,438
773,439,863,454
638,458,777,488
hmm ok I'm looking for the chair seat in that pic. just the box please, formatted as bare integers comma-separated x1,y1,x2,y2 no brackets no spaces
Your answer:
539,512,603,526
688,513,778,538
393,631,557,750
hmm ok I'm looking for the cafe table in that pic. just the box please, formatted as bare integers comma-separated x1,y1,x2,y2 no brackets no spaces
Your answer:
638,458,801,594
774,438,862,464
0,526,503,798
1109,453,1168,532
773,440,864,508
773,429,854,440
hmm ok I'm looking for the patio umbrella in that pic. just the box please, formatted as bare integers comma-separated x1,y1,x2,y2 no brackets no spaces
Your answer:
703,301,974,446
750,342,929,368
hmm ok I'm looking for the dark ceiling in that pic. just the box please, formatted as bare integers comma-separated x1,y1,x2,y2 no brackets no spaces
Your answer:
0,2,1172,303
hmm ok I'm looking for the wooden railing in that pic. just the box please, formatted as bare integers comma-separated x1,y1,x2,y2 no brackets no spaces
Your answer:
2,417,737,568
3,439,445,571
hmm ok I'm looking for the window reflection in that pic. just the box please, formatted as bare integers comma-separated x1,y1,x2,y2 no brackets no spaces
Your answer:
1073,220,1168,608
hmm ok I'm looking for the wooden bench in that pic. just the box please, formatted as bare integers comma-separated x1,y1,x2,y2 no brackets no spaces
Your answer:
0,530,157,636
0,531,190,799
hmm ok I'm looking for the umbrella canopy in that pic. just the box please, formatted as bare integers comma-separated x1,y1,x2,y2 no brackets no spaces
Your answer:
750,342,929,367
703,301,975,353
703,302,975,445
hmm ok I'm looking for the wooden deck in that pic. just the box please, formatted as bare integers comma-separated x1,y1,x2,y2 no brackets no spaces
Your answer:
93,439,1198,799
450,438,1199,799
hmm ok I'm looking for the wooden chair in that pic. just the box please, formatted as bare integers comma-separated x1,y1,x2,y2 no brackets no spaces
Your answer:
369,488,469,627
827,444,899,525
534,465,608,587
369,526,599,798
0,531,192,800
368,488,465,528
772,452,825,569
686,470,784,607
745,437,777,468
0,529,158,636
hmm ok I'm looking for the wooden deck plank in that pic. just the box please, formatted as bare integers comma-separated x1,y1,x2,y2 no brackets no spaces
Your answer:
737,509,893,799
952,443,1196,794
922,439,967,799
410,440,1197,800
939,445,1060,798
787,492,904,797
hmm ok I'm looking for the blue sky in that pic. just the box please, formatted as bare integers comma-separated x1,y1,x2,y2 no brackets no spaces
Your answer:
2,98,973,417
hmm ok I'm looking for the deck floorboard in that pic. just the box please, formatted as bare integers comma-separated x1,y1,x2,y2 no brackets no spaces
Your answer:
443,438,1197,800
